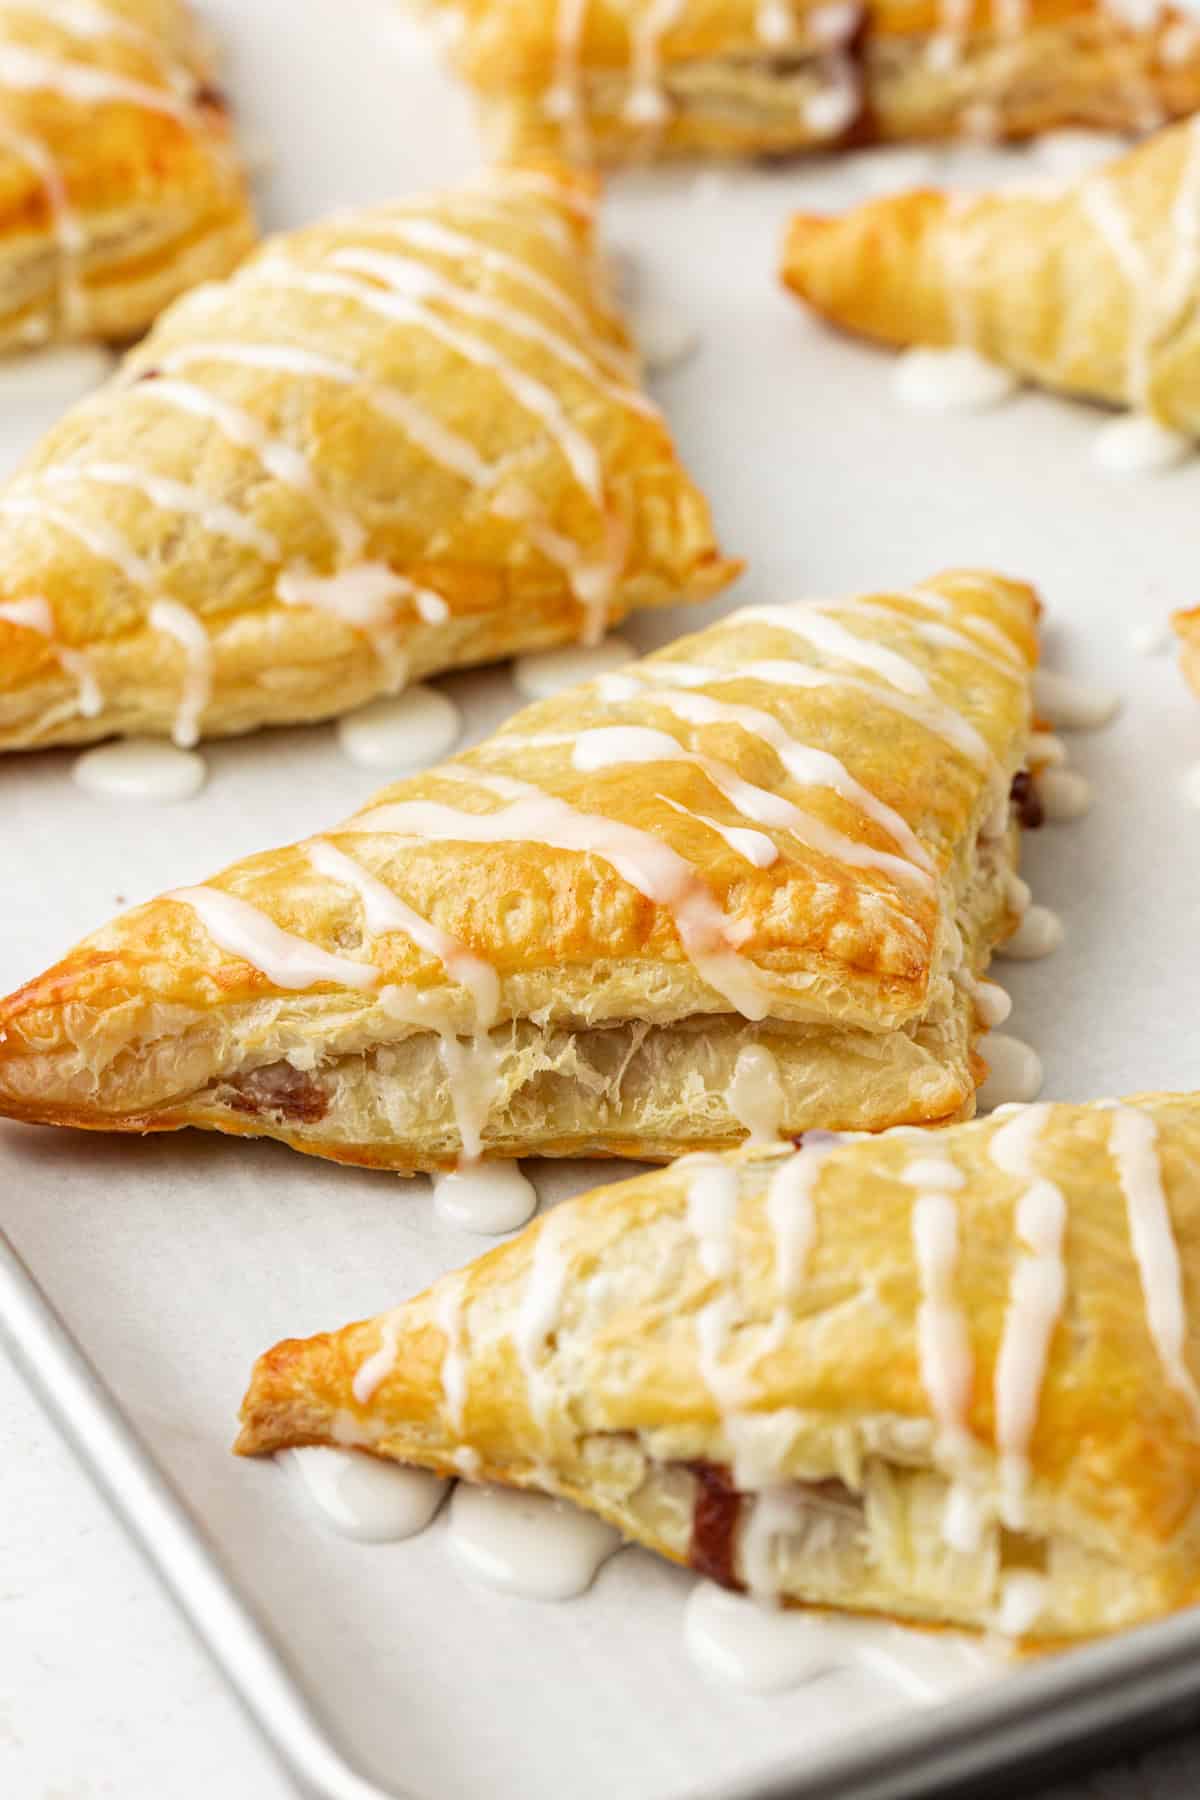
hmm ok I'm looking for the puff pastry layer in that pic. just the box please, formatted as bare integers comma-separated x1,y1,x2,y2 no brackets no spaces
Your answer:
782,115,1200,431
0,571,1037,1169
238,1094,1200,1643
430,0,1200,164
0,0,253,351
1173,605,1200,697
0,163,735,751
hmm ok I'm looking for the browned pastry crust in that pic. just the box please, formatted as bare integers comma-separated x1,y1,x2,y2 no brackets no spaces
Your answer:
0,570,1037,1169
780,117,1200,433
0,0,254,350
425,0,1200,164
237,1094,1200,1642
1174,610,1200,696
0,162,737,750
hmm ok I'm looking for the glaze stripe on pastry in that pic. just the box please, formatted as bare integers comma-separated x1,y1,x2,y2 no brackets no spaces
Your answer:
0,570,1038,1168
0,162,737,750
430,0,1200,166
781,116,1200,433
0,0,253,350
237,1094,1200,1643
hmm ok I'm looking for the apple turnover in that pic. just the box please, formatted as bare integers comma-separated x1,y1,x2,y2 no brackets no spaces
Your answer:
0,571,1038,1169
238,1094,1200,1642
782,116,1200,433
0,0,253,351
0,162,735,750
427,0,1200,165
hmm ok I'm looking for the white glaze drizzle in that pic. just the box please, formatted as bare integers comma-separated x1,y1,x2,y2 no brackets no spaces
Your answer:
166,886,379,991
156,339,495,490
337,688,462,773
431,1032,502,1165
624,0,686,126
1109,1107,1200,1426
72,737,205,802
977,1036,1044,1112
285,1446,445,1542
245,262,604,501
739,604,934,698
1029,730,1066,767
436,1274,470,1433
0,117,85,328
470,166,596,218
726,1045,785,1145
242,257,622,636
891,347,1019,413
997,904,1063,961
305,838,500,1160
438,189,575,256
147,598,212,748
433,1163,538,1235
135,375,359,554
1037,769,1092,823
687,1160,741,1280
39,460,283,560
600,684,936,876
354,774,770,1021
909,1171,978,1549
543,0,590,158
1092,414,1192,474
360,216,636,381
352,1309,404,1405
514,1207,572,1428
0,493,157,590
766,1137,835,1300
994,1570,1048,1638
1030,667,1120,731
683,1580,994,1695
276,565,433,682
150,337,611,638
0,43,203,131
897,584,1028,662
329,247,656,420
904,1156,966,1191
989,1105,1067,1529
447,1483,620,1600
559,723,934,892
601,655,993,769
835,600,1024,684
305,839,498,1020
658,795,779,868
959,973,1011,1029
1079,118,1200,420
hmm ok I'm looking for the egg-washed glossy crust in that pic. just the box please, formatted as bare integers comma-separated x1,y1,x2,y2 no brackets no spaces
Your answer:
0,0,254,350
782,118,1200,433
428,0,1200,164
0,572,1036,1169
237,1095,1200,1643
0,162,737,751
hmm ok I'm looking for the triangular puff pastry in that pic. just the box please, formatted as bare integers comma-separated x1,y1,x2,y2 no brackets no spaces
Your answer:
782,116,1200,432
238,1095,1200,1643
0,164,735,751
0,571,1038,1169
0,0,254,351
431,0,1200,165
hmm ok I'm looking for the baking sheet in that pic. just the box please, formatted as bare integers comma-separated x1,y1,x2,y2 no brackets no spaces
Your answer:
5,2,1200,1796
